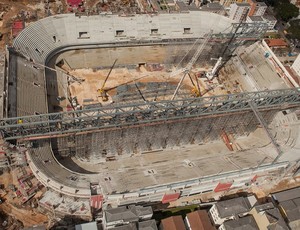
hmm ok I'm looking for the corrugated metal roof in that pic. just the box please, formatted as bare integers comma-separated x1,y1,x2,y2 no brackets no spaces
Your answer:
75,222,97,230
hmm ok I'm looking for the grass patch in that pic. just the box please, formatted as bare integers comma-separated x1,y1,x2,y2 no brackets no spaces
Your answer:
153,204,199,222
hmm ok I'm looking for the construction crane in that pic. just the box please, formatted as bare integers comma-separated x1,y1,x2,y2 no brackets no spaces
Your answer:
25,58,85,84
170,30,213,100
97,59,118,102
206,10,249,80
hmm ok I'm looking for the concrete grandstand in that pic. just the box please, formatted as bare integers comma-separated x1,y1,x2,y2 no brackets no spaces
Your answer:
2,11,300,212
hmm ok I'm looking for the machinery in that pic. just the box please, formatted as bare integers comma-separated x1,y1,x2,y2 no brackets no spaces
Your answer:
97,59,118,102
170,31,213,100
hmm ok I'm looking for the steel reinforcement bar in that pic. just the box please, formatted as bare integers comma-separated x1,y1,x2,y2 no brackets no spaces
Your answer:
1,88,300,140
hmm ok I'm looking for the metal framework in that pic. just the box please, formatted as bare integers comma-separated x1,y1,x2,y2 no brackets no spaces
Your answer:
1,88,300,140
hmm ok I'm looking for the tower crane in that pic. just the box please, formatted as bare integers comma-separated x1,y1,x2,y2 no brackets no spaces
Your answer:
97,59,118,102
206,10,249,80
170,30,213,100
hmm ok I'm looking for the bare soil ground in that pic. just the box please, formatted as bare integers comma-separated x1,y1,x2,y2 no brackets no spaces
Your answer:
68,67,229,105
0,170,49,228
0,0,67,50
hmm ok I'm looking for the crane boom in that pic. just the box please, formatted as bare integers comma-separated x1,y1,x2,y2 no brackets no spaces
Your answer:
100,59,118,90
170,31,213,78
97,59,118,101
171,31,213,100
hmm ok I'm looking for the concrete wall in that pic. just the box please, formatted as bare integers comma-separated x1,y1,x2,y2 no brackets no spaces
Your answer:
52,43,223,70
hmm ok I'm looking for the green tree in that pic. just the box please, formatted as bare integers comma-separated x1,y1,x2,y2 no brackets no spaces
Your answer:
287,20,300,39
274,0,299,22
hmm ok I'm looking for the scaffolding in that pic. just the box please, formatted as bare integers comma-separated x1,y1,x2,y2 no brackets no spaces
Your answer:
1,88,300,141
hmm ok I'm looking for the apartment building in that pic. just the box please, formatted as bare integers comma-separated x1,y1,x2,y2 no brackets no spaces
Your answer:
229,3,251,22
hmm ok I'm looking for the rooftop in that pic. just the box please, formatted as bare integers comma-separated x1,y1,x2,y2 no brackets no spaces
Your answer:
105,206,139,223
265,39,288,47
67,0,83,7
280,198,300,222
265,209,289,230
262,15,277,21
235,3,251,7
200,2,223,11
138,220,158,230
254,202,274,212
187,3,200,11
111,224,137,230
186,210,215,230
176,1,189,12
215,197,251,218
248,16,264,22
271,186,300,202
253,203,288,230
75,222,98,230
160,216,186,230
257,2,267,6
222,216,259,230
131,205,153,218
105,205,153,223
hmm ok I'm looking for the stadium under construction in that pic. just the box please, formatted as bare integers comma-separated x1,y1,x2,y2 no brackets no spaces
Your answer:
1,12,300,212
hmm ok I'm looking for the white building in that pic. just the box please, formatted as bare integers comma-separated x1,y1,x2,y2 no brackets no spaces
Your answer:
248,0,267,16
262,15,277,30
246,15,277,30
209,196,256,225
246,15,264,24
292,54,300,76
229,3,251,22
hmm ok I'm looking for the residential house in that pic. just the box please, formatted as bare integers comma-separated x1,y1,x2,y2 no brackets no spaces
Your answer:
209,196,256,225
139,220,158,230
219,215,259,230
185,210,215,230
271,187,300,230
265,39,288,49
200,3,225,15
160,216,186,230
279,198,300,230
111,224,137,230
104,205,153,229
249,203,289,229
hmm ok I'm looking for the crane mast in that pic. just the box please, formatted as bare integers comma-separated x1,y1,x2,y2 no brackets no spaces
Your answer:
171,30,213,100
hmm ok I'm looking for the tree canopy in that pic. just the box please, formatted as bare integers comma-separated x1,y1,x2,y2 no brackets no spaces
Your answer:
265,0,299,22
287,19,300,39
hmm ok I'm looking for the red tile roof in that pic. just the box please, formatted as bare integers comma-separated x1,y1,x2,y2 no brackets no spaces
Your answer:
12,20,25,37
186,210,216,230
162,193,180,204
13,21,24,29
67,0,83,7
265,39,288,47
161,216,186,230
